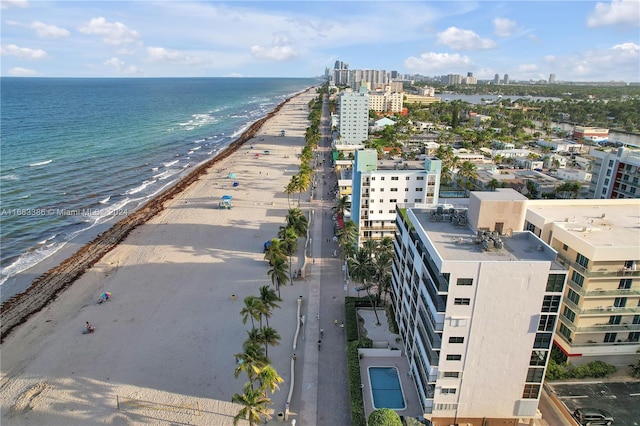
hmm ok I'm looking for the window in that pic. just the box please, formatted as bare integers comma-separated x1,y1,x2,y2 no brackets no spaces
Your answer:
523,384,541,399
446,354,462,361
619,279,632,289
417,176,425,180
604,178,610,185
378,210,383,214
546,274,565,292
371,177,375,181
571,271,585,287
633,315,640,325
379,199,384,203
533,333,552,349
454,298,470,305
390,188,398,192
441,388,457,394
609,315,621,325
538,315,556,332
443,371,460,378
604,332,617,343
576,253,589,268
435,403,458,410
562,244,568,251
406,176,411,180
405,187,409,191
391,176,399,181
380,177,385,181
525,222,536,233
457,278,473,286
449,337,464,344
526,368,544,383
530,350,548,366
416,187,423,191
542,295,562,312
566,289,580,306
614,297,627,308
380,188,384,192
629,332,640,342
389,210,395,214
562,306,576,322
389,199,397,203
559,323,572,340
370,188,375,192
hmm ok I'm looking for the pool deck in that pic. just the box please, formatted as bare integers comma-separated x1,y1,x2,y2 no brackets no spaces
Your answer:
357,309,424,420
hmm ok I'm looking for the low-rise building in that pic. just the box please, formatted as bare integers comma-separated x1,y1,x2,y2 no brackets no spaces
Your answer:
588,146,640,199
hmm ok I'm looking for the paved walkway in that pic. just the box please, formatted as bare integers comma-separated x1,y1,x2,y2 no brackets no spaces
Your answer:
296,96,351,426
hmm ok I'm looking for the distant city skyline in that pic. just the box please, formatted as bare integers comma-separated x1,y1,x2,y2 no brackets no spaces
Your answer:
1,1,638,82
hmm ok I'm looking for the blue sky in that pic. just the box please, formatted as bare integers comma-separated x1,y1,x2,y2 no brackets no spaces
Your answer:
1,1,638,82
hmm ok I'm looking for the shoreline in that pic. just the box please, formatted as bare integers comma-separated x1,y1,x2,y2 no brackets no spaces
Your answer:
0,87,312,342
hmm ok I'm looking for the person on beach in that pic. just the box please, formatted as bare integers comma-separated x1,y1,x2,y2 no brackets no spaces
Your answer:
85,322,95,333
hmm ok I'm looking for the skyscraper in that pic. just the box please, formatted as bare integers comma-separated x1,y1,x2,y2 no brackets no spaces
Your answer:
337,89,369,145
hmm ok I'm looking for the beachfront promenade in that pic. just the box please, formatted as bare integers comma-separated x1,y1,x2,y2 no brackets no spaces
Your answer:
0,90,351,425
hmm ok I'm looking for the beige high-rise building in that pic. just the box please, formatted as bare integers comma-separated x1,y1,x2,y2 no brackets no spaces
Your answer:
525,199,640,365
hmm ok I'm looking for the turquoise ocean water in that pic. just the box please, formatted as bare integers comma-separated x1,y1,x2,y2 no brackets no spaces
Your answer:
0,77,317,288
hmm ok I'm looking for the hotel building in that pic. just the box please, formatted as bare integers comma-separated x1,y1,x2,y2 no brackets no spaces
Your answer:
393,190,565,423
525,199,640,365
588,146,640,199
351,149,441,245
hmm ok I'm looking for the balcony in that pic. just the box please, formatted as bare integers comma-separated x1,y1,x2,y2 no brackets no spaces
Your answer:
561,320,640,333
557,254,640,278
556,332,639,347
564,298,640,315
567,279,640,297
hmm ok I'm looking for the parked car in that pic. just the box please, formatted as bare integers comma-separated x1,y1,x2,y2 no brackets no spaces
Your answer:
573,408,614,425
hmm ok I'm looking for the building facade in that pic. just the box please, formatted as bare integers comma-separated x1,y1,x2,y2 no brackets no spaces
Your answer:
351,149,441,245
393,190,565,422
368,86,404,113
588,146,640,199
525,199,640,365
337,89,370,145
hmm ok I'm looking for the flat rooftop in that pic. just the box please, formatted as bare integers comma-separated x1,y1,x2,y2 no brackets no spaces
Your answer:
526,199,640,249
411,208,558,263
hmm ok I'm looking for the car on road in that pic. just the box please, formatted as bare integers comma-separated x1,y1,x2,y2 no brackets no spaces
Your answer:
573,408,614,425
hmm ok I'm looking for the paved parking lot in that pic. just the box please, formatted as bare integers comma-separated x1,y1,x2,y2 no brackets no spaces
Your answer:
549,381,640,425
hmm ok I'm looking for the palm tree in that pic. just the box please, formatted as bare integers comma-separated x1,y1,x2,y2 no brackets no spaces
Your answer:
234,342,267,382
456,160,478,194
332,195,350,219
348,249,380,325
241,296,265,329
232,383,272,426
264,238,286,266
336,219,358,257
257,364,284,396
278,226,299,284
257,326,281,359
555,181,581,199
267,256,289,297
258,285,281,328
285,208,308,237
284,179,297,208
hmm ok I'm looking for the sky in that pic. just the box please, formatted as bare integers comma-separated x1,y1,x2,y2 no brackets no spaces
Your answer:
1,0,639,82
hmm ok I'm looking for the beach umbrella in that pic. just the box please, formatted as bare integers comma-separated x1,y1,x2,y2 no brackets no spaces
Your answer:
100,292,111,299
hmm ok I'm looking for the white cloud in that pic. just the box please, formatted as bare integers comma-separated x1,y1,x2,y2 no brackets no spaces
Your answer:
543,42,639,81
610,41,640,58
104,57,141,74
493,18,517,37
436,27,496,50
587,0,640,27
30,21,70,38
146,47,201,65
1,0,28,10
251,45,297,61
404,52,473,73
78,17,139,45
517,64,539,73
8,66,37,76
224,72,245,78
0,44,46,59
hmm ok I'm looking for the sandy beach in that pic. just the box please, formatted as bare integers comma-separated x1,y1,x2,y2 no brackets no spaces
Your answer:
1,89,319,425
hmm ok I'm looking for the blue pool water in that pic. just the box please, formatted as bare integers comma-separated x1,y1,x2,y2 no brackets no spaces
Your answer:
368,367,406,410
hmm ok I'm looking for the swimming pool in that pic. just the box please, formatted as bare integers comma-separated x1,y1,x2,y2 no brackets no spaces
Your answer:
368,366,406,410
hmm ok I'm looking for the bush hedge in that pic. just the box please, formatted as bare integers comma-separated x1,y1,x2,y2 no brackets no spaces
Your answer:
545,359,617,380
347,338,373,426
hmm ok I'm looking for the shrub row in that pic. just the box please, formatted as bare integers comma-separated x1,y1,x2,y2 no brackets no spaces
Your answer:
345,297,373,342
347,338,373,426
546,359,617,380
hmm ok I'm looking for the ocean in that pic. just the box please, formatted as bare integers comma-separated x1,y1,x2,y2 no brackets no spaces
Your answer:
0,77,317,291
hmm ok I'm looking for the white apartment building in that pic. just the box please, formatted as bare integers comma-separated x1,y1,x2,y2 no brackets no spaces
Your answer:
338,89,370,145
351,149,441,245
393,189,565,423
525,199,640,365
588,146,640,199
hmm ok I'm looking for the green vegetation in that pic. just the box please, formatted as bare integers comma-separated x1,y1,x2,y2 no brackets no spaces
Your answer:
347,337,373,426
368,408,403,426
629,358,640,378
545,359,617,380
